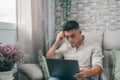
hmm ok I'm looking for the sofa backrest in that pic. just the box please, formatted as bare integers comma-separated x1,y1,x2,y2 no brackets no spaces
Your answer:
101,30,120,80
82,30,120,50
82,30,104,45
103,30,120,50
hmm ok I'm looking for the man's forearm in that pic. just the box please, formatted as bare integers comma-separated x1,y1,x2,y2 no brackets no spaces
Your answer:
85,65,102,77
46,31,65,58
46,42,60,58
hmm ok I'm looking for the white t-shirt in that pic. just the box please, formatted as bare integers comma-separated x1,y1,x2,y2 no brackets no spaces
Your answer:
53,38,104,80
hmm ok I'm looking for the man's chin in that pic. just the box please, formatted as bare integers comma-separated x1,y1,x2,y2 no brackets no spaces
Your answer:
71,44,76,47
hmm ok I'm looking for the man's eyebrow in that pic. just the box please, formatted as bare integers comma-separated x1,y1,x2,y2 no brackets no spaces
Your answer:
65,34,75,37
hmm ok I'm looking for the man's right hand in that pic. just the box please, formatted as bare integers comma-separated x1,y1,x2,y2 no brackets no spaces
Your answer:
55,31,65,45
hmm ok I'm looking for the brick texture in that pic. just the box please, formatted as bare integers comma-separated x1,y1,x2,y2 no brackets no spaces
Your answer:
55,0,120,33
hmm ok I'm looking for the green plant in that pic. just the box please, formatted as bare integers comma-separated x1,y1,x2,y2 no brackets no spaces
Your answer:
60,0,72,24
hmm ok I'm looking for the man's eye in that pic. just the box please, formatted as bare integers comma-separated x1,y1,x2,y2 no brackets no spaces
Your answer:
66,36,69,39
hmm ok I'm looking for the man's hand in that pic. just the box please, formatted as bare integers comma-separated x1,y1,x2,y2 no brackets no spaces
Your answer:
55,31,65,45
74,69,88,80
74,65,102,80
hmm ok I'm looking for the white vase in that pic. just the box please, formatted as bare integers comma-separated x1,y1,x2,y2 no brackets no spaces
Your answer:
0,71,14,80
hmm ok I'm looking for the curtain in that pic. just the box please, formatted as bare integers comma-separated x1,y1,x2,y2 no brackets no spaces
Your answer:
17,0,55,63
17,0,44,63
43,0,55,52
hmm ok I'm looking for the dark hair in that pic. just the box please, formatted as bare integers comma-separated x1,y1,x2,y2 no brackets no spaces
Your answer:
63,20,79,31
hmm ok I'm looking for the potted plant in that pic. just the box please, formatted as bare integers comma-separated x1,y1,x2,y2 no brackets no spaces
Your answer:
0,44,21,80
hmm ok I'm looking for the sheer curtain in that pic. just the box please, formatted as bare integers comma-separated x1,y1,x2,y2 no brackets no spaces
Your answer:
17,0,55,63
17,0,44,63
43,0,55,52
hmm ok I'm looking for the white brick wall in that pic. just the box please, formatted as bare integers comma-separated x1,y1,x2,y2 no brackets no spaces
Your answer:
55,0,120,32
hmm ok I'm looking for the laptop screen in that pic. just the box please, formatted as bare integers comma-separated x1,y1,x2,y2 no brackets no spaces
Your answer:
46,59,79,80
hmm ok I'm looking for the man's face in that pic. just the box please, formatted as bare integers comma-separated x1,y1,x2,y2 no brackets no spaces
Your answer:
64,29,82,47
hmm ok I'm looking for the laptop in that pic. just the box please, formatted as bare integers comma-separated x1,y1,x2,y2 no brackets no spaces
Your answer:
46,59,79,80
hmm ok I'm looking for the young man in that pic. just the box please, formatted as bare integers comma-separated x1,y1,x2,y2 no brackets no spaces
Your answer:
46,20,103,80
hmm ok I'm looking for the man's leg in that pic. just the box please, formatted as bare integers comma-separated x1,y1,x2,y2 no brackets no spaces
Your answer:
48,77,61,80
85,77,93,80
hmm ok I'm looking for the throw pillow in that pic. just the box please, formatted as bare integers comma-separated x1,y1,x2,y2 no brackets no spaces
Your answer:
112,49,120,80
104,30,120,50
38,50,50,80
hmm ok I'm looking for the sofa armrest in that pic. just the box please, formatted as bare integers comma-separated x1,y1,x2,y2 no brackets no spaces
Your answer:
18,64,43,80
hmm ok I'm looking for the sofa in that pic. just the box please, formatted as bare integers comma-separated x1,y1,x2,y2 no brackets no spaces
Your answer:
18,30,120,80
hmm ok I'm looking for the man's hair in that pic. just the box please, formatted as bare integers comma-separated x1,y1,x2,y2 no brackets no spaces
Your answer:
63,20,79,31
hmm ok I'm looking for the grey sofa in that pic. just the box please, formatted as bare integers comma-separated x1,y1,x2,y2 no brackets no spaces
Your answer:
18,30,120,80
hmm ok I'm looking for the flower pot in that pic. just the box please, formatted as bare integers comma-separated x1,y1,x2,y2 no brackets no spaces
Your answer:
0,71,14,80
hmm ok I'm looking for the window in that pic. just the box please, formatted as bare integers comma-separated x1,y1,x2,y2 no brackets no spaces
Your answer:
0,0,16,24
0,0,16,45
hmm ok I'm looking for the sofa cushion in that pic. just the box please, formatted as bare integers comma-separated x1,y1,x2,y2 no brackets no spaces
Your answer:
112,49,120,80
82,30,103,45
18,64,43,80
104,30,120,50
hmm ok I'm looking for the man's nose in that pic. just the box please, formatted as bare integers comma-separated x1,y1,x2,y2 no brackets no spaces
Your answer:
68,37,73,42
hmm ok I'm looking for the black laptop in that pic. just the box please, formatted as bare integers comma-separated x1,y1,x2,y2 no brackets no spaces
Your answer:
46,59,79,80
